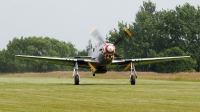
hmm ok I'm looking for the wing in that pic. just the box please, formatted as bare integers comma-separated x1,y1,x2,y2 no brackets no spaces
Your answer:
108,56,190,70
15,55,97,68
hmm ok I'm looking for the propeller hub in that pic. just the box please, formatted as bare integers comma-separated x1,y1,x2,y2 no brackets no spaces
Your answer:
105,44,115,53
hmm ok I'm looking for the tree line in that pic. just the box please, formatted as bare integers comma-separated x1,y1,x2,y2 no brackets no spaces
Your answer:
0,0,199,73
106,1,199,72
0,37,78,73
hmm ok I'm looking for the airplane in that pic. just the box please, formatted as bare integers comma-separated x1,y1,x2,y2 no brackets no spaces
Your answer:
15,27,190,85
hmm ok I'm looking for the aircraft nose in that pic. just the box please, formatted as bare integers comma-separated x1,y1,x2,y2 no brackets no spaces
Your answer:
105,44,115,53
107,46,114,52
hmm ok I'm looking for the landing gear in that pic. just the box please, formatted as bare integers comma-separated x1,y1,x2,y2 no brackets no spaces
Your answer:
130,74,135,85
74,74,80,85
72,62,80,85
93,73,95,76
130,62,137,85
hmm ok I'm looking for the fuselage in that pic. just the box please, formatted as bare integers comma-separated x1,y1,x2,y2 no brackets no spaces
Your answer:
91,42,115,73
92,42,115,64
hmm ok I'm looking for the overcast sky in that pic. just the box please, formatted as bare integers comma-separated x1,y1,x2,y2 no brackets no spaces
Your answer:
0,0,199,51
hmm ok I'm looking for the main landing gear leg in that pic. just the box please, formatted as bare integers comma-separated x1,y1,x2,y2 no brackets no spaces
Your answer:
130,62,137,85
73,62,80,85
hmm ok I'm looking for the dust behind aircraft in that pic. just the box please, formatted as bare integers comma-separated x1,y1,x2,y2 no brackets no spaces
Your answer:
15,28,190,85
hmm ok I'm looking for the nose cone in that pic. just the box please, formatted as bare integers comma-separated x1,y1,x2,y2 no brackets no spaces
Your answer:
107,45,114,52
105,44,115,53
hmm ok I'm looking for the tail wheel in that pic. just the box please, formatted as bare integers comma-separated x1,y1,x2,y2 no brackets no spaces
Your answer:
130,75,135,85
74,74,79,85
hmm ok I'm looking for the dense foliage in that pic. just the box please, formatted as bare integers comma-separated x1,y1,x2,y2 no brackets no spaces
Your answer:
106,1,199,72
0,37,77,73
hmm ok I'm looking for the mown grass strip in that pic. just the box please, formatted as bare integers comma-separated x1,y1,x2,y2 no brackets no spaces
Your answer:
0,72,200,112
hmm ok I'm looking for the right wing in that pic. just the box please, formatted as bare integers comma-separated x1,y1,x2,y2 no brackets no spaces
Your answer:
15,55,97,68
108,56,190,70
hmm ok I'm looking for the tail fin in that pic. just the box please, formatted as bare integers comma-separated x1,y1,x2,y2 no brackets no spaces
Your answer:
88,39,93,56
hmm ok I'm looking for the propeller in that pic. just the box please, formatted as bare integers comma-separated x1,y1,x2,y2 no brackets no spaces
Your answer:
90,27,105,44
112,27,132,58
90,27,132,58
113,27,132,45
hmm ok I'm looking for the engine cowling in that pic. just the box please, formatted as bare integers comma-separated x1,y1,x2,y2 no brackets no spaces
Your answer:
104,44,115,53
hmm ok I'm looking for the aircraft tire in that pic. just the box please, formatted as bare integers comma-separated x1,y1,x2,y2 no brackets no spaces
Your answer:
93,73,95,76
130,75,135,85
74,74,79,85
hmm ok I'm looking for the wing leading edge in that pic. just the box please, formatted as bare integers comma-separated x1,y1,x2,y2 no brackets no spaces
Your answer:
108,56,190,70
15,55,97,68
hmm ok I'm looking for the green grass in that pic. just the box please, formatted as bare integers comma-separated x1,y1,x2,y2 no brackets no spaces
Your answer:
0,72,200,112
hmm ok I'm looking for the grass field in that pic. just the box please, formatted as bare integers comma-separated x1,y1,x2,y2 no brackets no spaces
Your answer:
0,71,200,112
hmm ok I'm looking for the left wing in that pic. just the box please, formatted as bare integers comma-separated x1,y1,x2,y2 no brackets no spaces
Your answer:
108,56,190,70
15,55,97,68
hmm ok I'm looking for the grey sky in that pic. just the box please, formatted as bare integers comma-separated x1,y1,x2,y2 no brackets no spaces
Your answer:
0,0,199,51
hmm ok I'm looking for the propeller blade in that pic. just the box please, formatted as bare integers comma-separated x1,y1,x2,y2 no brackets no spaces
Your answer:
90,27,105,44
124,27,132,37
113,36,123,45
113,27,132,45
